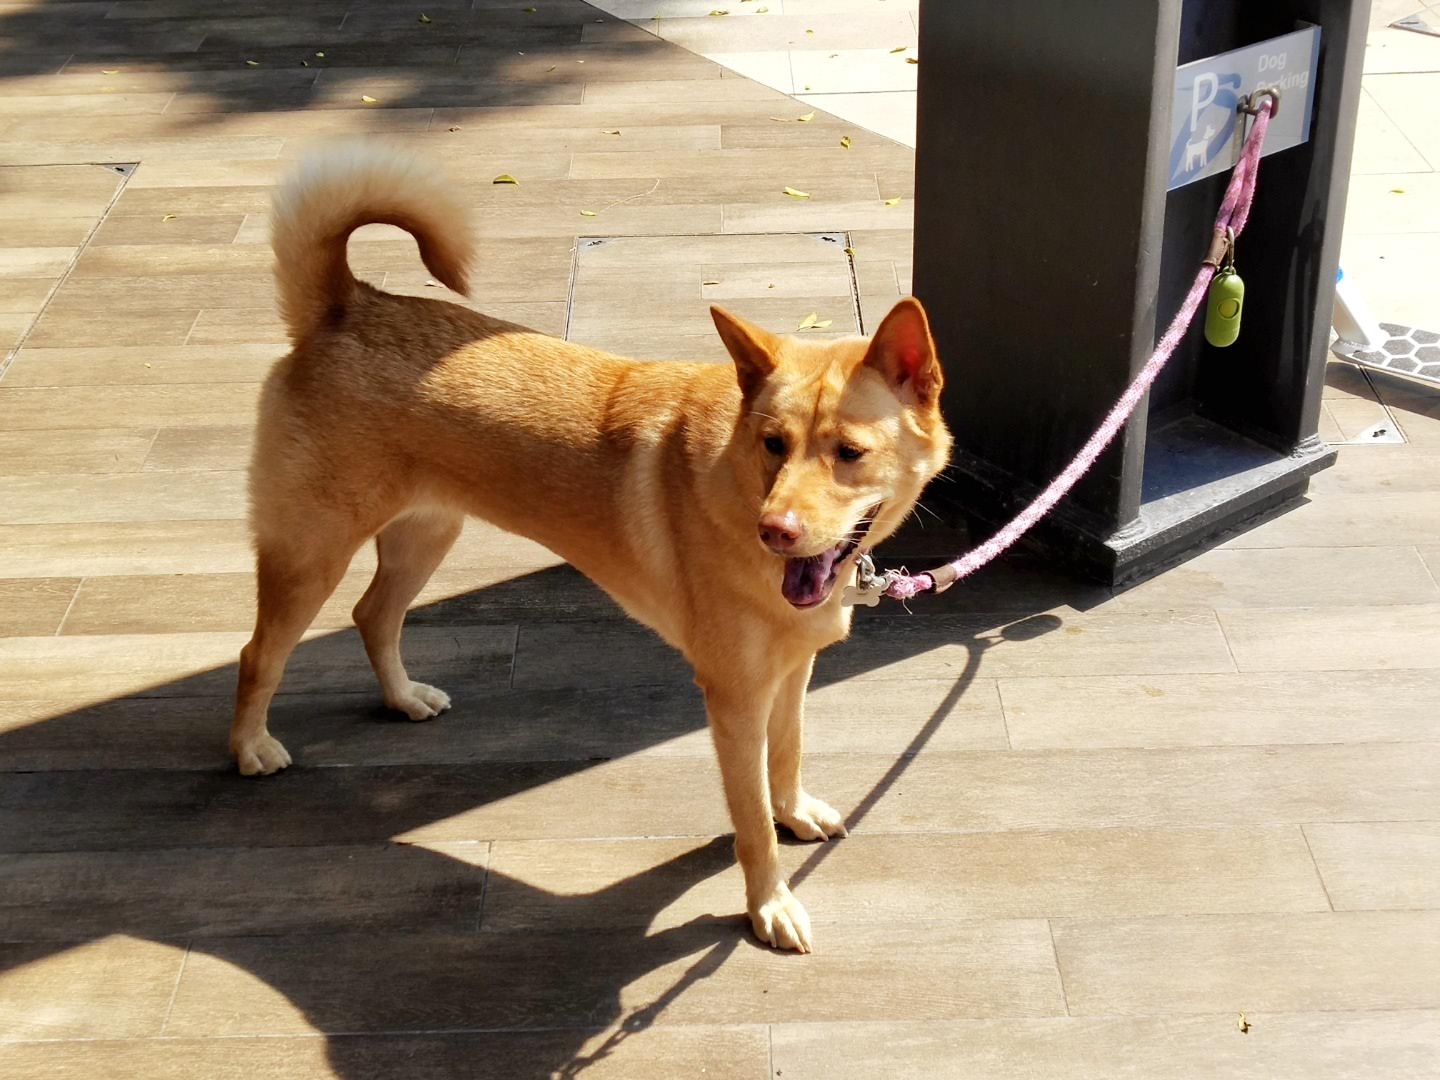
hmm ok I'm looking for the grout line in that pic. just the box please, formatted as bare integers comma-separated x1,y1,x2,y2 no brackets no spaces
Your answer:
53,578,85,637
993,680,1015,750
179,310,203,347
158,941,192,1036
843,229,864,333
767,1023,775,1079
1363,84,1437,172
137,426,163,471
1417,545,1440,591
1047,918,1071,1017
475,840,493,931
0,162,138,383
1210,609,1242,674
1299,824,1338,912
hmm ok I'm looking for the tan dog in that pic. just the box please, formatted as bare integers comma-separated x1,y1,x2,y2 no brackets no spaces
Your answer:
233,145,952,952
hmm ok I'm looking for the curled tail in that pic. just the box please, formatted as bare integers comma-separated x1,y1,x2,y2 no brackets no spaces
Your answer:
270,142,475,344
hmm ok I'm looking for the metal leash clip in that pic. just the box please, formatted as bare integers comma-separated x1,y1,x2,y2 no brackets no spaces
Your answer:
841,552,898,608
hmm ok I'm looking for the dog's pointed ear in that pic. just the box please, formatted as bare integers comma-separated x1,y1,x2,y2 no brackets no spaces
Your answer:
863,297,942,406
711,306,779,398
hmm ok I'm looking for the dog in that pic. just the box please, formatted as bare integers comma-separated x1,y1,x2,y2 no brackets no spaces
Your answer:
231,144,952,952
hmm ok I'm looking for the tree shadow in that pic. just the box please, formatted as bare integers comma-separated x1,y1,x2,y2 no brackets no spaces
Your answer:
0,512,1107,1076
0,0,679,134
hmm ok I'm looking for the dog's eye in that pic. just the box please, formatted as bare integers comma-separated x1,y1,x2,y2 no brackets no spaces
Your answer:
763,435,786,456
837,444,866,463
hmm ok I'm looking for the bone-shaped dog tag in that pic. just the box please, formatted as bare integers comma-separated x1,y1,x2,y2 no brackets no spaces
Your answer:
842,553,885,607
841,584,882,608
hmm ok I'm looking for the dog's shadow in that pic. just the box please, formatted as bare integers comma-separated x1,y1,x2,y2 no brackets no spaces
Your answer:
0,518,1097,1077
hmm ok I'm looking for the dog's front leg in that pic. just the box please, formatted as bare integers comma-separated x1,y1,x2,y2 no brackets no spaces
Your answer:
768,655,848,842
701,677,813,953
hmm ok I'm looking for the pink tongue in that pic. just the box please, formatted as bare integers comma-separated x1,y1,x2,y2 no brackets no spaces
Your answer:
782,545,842,607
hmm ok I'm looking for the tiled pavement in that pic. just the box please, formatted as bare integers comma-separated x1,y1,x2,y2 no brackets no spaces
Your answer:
590,0,1440,337
1,2,1439,1078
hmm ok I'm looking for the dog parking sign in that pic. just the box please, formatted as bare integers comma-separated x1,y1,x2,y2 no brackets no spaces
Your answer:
1168,25,1320,190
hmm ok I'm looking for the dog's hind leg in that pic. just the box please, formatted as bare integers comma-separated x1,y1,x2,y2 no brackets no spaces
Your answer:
232,529,361,776
353,507,464,721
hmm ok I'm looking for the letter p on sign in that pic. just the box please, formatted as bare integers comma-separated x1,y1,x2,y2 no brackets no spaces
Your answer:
1190,72,1219,133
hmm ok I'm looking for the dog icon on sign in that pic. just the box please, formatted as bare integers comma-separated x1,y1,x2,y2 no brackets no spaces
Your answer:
1184,124,1217,171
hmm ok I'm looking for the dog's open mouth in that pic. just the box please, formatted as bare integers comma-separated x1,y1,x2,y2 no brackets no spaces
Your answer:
781,505,880,609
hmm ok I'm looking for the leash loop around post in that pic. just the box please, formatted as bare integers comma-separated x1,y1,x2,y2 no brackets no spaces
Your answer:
856,97,1277,606
1240,86,1281,118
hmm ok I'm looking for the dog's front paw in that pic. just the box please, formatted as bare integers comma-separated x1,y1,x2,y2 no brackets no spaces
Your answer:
750,882,813,953
233,733,292,776
775,791,848,842
386,682,452,721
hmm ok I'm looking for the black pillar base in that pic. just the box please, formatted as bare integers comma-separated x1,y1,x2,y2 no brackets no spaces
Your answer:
949,420,1336,586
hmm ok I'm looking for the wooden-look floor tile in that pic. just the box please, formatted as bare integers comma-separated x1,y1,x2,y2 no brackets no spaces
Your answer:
0,667,1001,774
0,92,176,117
1304,822,1440,911
1053,911,1440,1015
0,384,261,430
0,843,488,942
1001,669,1440,749
1108,545,1440,609
513,609,1237,690
0,517,557,579
164,921,1063,1036
581,78,787,104
0,936,186,1040
1,107,437,140
0,470,247,524
56,272,278,311
4,344,283,386
0,520,256,578
0,624,515,702
0,312,33,353
90,212,246,245
1218,604,1440,672
723,198,912,233
21,303,200,348
0,428,157,476
9,744,1412,851
0,277,56,312
0,1027,771,1080
0,579,79,636
770,1013,1440,1080
1312,446,1440,495
141,426,253,472
484,826,1327,932
1222,489,1440,548
58,563,603,635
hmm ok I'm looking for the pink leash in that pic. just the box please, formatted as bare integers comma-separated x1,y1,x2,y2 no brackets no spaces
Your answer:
866,95,1277,604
